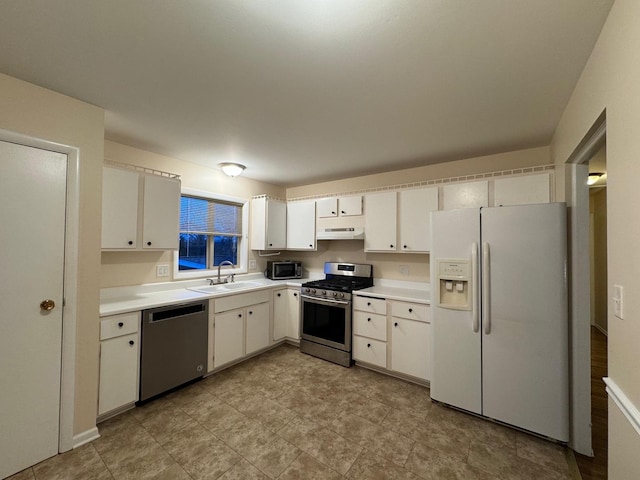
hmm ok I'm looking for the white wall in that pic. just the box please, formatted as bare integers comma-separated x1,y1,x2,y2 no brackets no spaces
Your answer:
551,0,640,474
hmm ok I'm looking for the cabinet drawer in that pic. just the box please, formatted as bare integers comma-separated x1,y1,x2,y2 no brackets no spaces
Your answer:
353,296,387,315
390,301,429,323
214,289,271,313
353,336,387,369
100,312,140,340
353,311,387,341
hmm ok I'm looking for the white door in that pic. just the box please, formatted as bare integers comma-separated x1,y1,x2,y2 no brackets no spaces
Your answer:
142,174,180,249
391,318,430,381
102,167,139,249
364,192,397,251
0,141,67,478
430,208,482,414
213,309,244,368
398,187,438,252
481,203,569,441
286,201,316,250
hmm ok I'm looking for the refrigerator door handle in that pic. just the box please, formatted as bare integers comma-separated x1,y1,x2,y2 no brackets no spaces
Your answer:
472,242,479,333
483,241,491,334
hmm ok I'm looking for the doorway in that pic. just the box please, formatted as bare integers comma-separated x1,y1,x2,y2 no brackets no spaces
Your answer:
0,130,80,478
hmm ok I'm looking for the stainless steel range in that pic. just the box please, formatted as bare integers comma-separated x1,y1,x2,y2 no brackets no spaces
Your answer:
300,262,373,367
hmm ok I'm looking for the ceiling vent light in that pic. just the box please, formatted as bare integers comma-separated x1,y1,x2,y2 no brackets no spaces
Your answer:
588,172,604,186
219,162,245,178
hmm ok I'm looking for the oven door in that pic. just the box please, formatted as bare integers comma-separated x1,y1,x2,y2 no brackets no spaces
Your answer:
300,294,351,351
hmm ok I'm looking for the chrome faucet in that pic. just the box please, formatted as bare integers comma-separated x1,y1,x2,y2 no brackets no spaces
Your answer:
217,260,234,283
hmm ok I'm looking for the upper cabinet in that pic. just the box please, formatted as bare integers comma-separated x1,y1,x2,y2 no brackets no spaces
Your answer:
317,195,362,218
365,188,438,253
102,166,180,250
286,200,316,250
494,173,550,206
442,181,488,210
398,187,438,253
251,196,287,250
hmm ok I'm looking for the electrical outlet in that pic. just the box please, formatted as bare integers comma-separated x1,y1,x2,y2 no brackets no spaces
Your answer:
613,284,624,319
156,264,170,277
399,265,410,276
249,260,257,270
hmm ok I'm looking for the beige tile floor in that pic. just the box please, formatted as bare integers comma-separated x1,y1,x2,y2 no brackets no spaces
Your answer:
9,344,576,480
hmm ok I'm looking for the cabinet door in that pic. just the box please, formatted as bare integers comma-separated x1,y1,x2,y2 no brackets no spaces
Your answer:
98,332,140,416
364,192,397,251
287,289,300,340
286,201,316,250
273,289,288,341
102,167,139,249
246,302,270,355
442,181,488,210
142,174,180,249
339,196,363,216
399,187,438,253
317,198,338,218
494,173,550,207
265,200,287,249
391,318,430,381
213,309,244,368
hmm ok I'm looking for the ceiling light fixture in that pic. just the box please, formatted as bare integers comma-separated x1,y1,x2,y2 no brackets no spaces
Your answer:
219,162,246,178
587,172,604,186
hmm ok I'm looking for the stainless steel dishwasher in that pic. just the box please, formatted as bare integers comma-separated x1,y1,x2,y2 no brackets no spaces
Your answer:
139,300,208,401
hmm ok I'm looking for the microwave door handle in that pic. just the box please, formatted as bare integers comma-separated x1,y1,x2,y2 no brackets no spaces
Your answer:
300,294,350,306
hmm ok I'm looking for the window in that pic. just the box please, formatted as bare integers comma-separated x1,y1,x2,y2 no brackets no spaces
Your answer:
179,194,243,271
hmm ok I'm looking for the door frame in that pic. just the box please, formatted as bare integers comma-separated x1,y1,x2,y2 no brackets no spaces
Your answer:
0,128,79,453
565,112,606,456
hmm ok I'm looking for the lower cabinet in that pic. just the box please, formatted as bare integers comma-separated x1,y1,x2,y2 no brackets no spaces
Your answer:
353,295,431,382
98,311,141,417
211,289,272,370
273,288,300,342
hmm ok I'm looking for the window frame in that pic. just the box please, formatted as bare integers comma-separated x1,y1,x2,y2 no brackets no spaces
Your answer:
173,187,249,280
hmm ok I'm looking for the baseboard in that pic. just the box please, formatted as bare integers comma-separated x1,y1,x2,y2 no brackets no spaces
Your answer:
72,427,100,449
604,377,640,437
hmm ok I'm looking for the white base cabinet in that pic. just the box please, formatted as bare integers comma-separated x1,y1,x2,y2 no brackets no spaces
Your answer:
98,312,141,417
273,288,300,342
211,290,272,370
353,295,431,382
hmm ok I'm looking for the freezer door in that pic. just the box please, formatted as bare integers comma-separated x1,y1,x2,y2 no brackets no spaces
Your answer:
481,203,569,441
430,208,482,414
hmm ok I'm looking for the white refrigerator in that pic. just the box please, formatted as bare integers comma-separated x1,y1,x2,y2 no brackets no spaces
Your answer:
430,203,569,442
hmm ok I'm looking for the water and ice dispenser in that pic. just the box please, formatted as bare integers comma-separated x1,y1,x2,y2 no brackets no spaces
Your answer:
436,259,471,310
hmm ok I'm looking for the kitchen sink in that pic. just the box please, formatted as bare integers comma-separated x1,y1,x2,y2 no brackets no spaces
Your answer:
187,282,263,294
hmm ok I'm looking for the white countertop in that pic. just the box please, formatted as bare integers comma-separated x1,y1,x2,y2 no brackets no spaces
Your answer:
355,282,430,304
100,276,313,316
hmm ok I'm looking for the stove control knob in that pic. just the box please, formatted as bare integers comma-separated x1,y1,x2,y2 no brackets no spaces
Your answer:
321,290,326,295
304,288,309,293
332,292,338,297
310,289,316,294
338,292,345,299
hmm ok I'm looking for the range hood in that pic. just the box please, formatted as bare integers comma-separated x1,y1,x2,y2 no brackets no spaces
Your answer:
316,227,365,240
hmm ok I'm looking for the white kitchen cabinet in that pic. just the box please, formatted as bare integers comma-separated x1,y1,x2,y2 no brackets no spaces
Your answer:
141,173,181,249
273,288,300,342
390,301,431,381
352,294,388,369
442,181,488,210
317,196,363,218
213,308,245,368
286,201,316,250
251,196,287,250
101,166,180,250
245,302,270,355
364,192,397,252
98,312,140,417
101,167,139,249
398,187,438,253
494,173,550,206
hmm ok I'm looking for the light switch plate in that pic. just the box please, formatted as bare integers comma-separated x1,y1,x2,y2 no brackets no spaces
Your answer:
249,260,257,271
156,264,170,277
399,265,409,276
613,284,624,319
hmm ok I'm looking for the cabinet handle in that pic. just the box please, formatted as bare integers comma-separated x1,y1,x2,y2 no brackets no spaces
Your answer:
341,210,346,214
249,311,253,315
129,340,134,346
269,243,273,247
294,293,298,297
367,343,371,348
390,244,394,248
238,314,242,318
128,241,133,245
118,322,124,327
403,245,407,249
394,322,398,327
309,244,313,247
367,317,371,322
367,302,371,306
331,211,336,215
277,293,281,297
147,241,152,246
409,308,413,313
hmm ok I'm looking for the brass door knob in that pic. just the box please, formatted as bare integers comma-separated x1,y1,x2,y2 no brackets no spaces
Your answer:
40,299,55,311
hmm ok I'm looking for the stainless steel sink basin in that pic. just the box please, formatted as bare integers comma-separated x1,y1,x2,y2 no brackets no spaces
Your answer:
187,282,263,294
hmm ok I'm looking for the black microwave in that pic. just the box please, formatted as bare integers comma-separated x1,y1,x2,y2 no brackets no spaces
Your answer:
265,261,303,280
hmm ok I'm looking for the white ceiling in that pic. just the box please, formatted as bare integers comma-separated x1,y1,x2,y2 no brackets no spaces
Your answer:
0,1,613,187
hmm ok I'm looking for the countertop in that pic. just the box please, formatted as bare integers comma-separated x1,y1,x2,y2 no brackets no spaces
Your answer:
100,276,431,316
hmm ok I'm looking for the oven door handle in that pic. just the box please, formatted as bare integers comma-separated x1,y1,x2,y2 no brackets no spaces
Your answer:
300,294,350,306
